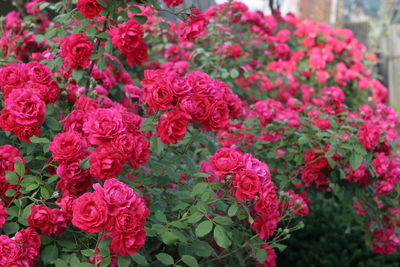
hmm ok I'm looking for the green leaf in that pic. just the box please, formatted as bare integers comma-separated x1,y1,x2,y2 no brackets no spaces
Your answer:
156,253,174,265
87,26,97,36
230,68,239,79
192,241,213,257
26,184,39,192
256,249,267,263
214,216,233,225
140,118,154,131
81,249,96,257
160,21,170,29
191,183,208,197
134,15,148,24
195,220,213,237
97,57,108,71
193,173,211,178
3,222,20,235
5,171,19,185
350,153,363,170
41,187,50,199
181,255,199,267
54,259,69,267
41,245,58,265
100,257,111,267
155,210,167,223
161,231,178,245
118,255,131,267
187,213,203,224
78,263,95,267
14,159,25,177
79,157,91,170
270,243,287,252
129,6,141,14
46,117,62,131
5,189,17,197
30,136,50,143
227,204,238,217
130,253,148,265
213,225,231,249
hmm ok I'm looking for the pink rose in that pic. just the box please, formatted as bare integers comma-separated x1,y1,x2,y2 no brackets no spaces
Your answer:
156,109,190,144
72,192,109,233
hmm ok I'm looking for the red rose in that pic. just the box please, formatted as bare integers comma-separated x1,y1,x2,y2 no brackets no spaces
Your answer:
129,135,150,169
254,181,278,216
89,146,125,180
72,192,109,233
25,80,60,104
12,124,41,142
109,20,148,66
24,61,52,85
50,131,86,163
202,100,230,131
56,161,94,196
0,145,25,177
111,133,136,158
177,95,210,122
162,0,184,7
60,33,93,69
210,148,243,176
179,9,208,41
76,95,99,112
5,89,45,125
77,0,105,19
141,70,175,111
63,110,87,134
15,227,41,265
233,169,260,200
93,178,135,216
156,109,190,144
83,108,125,145
0,235,20,265
27,205,68,236
166,72,191,96
0,63,26,98
109,229,146,256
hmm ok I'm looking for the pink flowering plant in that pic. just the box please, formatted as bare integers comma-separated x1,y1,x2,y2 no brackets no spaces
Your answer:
0,0,398,266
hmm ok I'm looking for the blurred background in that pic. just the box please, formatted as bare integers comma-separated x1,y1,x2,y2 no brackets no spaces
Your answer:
1,0,399,106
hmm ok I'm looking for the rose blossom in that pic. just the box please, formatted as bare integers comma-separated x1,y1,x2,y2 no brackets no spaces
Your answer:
83,108,125,145
233,169,260,200
156,109,190,144
72,192,109,233
89,146,125,180
5,89,45,125
210,148,243,176
77,0,105,19
60,33,93,69
49,131,86,162
0,235,20,265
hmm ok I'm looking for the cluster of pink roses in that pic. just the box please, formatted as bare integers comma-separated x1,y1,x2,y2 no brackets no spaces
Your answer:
50,95,150,186
72,179,149,256
0,62,60,141
0,227,41,266
203,148,308,266
141,69,242,144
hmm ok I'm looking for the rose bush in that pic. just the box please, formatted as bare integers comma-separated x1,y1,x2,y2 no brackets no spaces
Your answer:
0,0,398,266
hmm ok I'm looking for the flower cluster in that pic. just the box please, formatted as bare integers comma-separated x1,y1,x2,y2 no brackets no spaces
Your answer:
72,179,149,256
0,227,41,266
50,98,150,184
110,19,148,67
141,70,242,144
0,62,59,141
